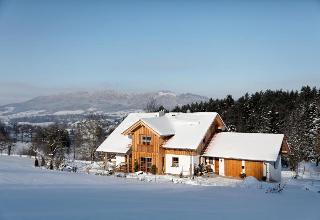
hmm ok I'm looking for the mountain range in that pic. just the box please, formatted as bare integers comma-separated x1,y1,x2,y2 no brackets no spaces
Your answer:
0,90,208,117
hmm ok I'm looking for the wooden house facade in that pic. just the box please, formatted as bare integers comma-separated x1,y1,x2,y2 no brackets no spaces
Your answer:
96,112,288,181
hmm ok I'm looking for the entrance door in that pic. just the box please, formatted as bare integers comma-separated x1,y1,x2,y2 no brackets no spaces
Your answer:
162,157,165,174
219,158,225,176
140,157,152,172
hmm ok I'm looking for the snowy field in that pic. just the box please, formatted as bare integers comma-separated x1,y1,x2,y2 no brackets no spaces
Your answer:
0,156,319,220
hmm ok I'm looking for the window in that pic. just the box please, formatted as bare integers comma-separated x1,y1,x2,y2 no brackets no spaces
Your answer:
140,157,152,172
140,135,151,145
172,157,179,167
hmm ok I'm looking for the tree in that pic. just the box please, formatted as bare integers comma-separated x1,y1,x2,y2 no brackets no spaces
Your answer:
286,110,305,171
145,97,159,112
299,103,320,161
75,119,106,161
172,86,320,169
0,121,12,154
32,124,70,168
315,131,320,166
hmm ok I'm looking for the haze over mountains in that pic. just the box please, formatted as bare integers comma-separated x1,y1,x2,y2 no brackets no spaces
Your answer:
0,90,208,118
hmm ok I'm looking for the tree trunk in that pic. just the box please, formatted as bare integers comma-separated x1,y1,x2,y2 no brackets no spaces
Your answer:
7,145,11,155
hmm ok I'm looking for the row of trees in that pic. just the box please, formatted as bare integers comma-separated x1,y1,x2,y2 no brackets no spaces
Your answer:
0,117,109,169
0,121,12,154
172,86,320,168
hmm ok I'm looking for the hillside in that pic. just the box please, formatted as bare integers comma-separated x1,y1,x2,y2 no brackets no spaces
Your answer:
0,90,208,121
0,155,319,220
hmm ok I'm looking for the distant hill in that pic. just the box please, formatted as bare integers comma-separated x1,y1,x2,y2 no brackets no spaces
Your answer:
0,90,208,118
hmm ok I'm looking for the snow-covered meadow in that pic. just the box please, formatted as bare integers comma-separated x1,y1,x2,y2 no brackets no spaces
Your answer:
0,155,319,220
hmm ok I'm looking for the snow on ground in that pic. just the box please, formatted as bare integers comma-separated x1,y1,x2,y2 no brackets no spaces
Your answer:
4,110,48,119
0,142,31,155
0,107,15,116
53,110,85,115
17,122,55,127
0,156,319,220
297,161,320,180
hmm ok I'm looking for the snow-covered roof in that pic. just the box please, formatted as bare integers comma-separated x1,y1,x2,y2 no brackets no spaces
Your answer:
96,112,225,153
203,132,285,162
163,112,222,150
96,113,159,153
140,117,175,136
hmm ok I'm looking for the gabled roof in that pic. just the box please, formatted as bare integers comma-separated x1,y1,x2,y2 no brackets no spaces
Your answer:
122,116,175,137
203,132,285,162
96,112,225,153
140,117,175,136
96,113,159,154
163,112,224,150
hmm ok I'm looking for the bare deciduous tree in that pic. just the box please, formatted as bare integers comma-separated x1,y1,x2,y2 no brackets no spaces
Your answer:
145,97,159,112
32,124,70,168
75,119,106,161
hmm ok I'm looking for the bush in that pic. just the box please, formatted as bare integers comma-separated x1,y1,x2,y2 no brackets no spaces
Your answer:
134,161,139,172
18,147,36,157
240,173,246,179
40,157,46,166
151,165,157,175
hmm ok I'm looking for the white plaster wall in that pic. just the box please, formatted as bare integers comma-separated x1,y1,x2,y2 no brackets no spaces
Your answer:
241,160,245,174
115,155,125,166
219,158,225,176
165,154,199,176
267,155,282,182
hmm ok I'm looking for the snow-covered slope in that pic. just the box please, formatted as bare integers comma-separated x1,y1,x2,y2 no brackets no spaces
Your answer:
0,156,319,220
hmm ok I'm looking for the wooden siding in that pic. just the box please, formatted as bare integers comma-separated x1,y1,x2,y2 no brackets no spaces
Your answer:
124,114,223,175
131,124,164,174
130,124,202,174
214,158,219,174
224,159,242,178
281,140,289,154
245,160,263,180
164,148,196,156
211,157,264,180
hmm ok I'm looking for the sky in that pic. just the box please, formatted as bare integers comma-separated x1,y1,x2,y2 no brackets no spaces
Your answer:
0,0,320,105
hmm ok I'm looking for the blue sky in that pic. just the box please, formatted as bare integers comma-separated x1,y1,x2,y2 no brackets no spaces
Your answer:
0,0,320,104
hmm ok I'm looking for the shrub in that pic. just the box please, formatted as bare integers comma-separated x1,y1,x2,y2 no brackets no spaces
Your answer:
134,161,139,172
40,157,46,166
151,165,157,175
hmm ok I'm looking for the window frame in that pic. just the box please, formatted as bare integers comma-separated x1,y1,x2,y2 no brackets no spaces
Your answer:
172,157,179,167
140,135,152,145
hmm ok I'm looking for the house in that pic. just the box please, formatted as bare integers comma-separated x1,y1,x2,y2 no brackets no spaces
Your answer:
96,111,288,181
202,132,288,182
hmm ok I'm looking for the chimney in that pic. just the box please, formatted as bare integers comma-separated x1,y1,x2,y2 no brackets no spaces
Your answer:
159,109,165,117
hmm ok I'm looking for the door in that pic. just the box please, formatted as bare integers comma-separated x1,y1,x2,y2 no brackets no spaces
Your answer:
219,158,224,176
140,157,152,172
214,158,219,174
162,157,165,174
245,161,263,180
224,159,242,178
